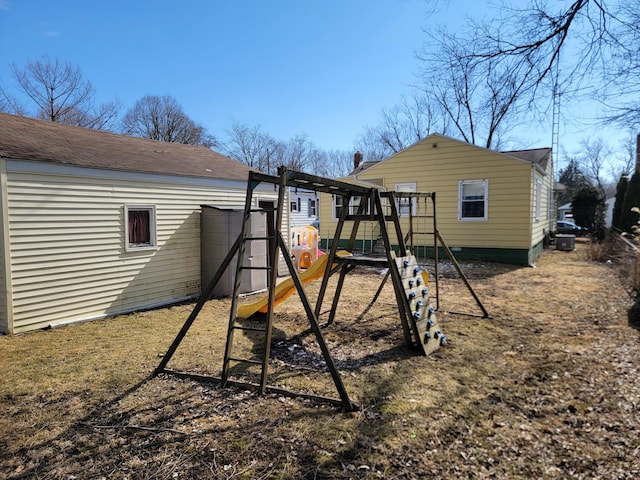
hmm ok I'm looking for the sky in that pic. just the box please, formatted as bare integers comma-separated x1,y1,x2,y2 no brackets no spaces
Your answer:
0,0,633,172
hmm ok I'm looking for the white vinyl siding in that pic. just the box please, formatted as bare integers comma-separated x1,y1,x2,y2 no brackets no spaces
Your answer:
4,166,278,333
289,189,317,227
0,159,10,333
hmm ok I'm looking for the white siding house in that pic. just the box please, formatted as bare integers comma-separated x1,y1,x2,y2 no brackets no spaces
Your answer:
289,188,318,228
0,113,279,334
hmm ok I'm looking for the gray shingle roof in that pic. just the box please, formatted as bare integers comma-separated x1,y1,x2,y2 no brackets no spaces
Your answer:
501,147,552,170
0,112,253,181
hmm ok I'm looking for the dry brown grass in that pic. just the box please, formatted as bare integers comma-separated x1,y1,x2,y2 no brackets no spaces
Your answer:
1,241,639,479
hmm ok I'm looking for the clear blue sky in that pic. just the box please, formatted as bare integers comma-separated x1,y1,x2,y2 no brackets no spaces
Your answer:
0,0,630,169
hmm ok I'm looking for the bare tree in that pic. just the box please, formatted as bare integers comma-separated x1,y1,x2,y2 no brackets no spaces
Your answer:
610,133,638,180
573,137,612,197
448,1,640,130
355,91,450,159
356,125,395,162
275,134,322,173
223,124,352,178
223,122,278,173
0,82,26,115
1,56,119,130
603,4,640,125
418,28,528,149
324,150,355,178
121,95,217,147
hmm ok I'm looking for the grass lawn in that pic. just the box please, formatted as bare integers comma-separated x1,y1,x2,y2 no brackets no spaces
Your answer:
1,241,638,479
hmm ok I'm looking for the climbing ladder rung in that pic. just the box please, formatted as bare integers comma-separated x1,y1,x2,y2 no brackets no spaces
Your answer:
243,236,273,241
227,357,263,365
240,265,272,271
232,325,267,333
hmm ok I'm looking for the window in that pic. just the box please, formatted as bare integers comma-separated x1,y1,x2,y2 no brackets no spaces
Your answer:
333,195,345,220
458,180,488,221
534,178,543,220
395,183,416,217
125,205,157,251
349,195,371,215
333,195,371,220
308,199,317,217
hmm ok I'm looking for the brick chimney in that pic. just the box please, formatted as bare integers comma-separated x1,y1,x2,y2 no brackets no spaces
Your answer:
354,150,363,170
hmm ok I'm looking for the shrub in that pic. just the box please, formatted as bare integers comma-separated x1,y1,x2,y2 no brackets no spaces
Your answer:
628,295,640,328
572,186,605,237
612,175,629,230
621,207,640,244
621,173,640,232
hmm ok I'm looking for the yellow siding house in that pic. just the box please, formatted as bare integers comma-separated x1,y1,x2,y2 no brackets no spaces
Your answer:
0,113,279,334
318,134,555,266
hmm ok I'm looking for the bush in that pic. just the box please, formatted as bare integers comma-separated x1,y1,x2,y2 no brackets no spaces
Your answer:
572,186,605,237
612,175,629,230
628,295,640,328
621,173,640,232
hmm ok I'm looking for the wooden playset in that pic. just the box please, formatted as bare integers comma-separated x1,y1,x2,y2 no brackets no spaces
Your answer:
154,168,488,410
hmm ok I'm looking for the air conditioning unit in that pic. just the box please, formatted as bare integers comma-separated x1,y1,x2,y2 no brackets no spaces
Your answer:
556,234,575,251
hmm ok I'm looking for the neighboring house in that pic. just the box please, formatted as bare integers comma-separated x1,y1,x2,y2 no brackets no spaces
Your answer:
558,202,574,221
0,113,280,334
289,188,318,228
558,198,615,227
318,134,555,266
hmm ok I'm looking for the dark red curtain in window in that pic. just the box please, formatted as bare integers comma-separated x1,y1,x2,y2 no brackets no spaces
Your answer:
128,210,150,245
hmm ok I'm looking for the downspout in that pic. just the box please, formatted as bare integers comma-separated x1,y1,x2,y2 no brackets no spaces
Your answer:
529,163,535,265
0,158,14,334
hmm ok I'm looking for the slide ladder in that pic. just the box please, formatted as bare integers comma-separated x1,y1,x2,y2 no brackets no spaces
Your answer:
220,207,275,391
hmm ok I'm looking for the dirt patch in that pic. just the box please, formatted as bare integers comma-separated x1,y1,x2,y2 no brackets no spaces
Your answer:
1,242,638,479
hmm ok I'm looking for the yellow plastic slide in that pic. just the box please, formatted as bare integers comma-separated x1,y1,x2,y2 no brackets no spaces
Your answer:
236,251,352,319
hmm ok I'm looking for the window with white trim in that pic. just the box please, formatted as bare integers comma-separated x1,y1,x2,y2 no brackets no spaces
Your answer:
458,180,488,221
333,195,344,220
308,199,317,217
534,178,543,220
290,198,299,212
332,195,371,220
349,195,371,215
395,183,417,217
125,205,157,251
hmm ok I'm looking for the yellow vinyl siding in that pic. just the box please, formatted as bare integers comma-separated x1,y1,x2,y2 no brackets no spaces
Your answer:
530,169,554,247
5,170,271,333
322,136,535,250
